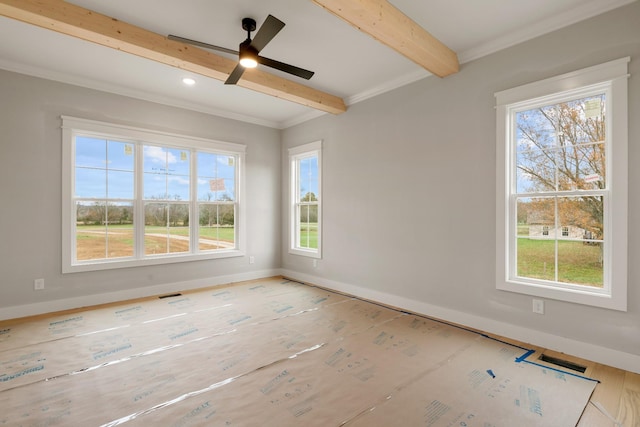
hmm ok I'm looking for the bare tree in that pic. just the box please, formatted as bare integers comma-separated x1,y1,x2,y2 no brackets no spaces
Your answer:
516,95,605,239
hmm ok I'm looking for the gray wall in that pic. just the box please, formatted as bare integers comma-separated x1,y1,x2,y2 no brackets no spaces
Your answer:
0,70,281,310
282,3,640,358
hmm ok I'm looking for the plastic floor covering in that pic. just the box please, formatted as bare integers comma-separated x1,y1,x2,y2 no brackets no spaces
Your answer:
0,277,597,426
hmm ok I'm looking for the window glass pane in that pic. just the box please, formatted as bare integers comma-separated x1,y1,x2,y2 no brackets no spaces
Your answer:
516,148,556,193
198,204,235,251
557,196,604,241
515,93,606,195
144,203,190,255
144,173,167,199
143,146,190,200
557,143,605,191
107,140,134,171
144,203,167,255
197,153,236,201
107,170,134,199
570,94,606,143
516,198,531,238
76,202,133,261
298,204,318,249
75,168,106,198
170,149,190,176
76,201,106,260
106,203,134,258
522,197,555,239
168,203,190,253
516,237,556,282
75,136,106,168
516,196,555,280
76,139,135,200
143,145,169,173
558,241,603,287
218,174,236,202
197,152,216,176
167,175,190,201
298,156,319,201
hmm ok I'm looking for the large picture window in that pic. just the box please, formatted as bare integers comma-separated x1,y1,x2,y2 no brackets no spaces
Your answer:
289,141,322,258
495,58,628,311
63,117,245,273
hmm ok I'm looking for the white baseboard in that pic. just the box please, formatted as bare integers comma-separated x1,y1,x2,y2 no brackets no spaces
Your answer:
281,269,640,375
0,269,281,321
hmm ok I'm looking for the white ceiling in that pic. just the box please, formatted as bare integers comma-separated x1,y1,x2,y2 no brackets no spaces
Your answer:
0,0,635,128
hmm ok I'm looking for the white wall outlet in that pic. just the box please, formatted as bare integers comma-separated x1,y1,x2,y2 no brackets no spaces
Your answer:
249,256,255,264
532,299,544,314
313,259,318,268
34,278,45,290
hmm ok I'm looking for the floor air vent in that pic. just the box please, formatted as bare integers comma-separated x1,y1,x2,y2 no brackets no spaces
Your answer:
538,354,587,373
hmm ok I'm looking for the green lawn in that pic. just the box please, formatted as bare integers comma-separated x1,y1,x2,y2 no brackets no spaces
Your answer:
299,223,318,249
517,238,603,287
197,226,235,241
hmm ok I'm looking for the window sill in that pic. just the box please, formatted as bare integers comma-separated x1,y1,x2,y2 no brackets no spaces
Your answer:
288,248,321,259
63,250,245,274
497,278,626,311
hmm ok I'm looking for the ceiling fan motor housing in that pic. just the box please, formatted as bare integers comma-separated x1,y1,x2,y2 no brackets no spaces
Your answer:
242,18,257,34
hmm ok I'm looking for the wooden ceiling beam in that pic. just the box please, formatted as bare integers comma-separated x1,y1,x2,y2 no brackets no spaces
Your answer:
0,0,347,115
311,0,459,77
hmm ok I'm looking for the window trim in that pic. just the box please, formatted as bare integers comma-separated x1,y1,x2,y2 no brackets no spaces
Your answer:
495,58,629,311
62,116,246,273
288,140,322,259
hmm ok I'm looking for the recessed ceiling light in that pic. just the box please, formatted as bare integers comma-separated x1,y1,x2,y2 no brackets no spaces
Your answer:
182,77,196,86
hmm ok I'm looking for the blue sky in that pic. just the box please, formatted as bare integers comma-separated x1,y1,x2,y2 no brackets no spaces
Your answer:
298,156,319,199
75,136,236,202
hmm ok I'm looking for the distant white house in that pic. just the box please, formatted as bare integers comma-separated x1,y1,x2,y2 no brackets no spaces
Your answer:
526,211,589,240
528,224,586,239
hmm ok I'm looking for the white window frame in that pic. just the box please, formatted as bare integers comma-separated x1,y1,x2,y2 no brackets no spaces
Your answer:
495,58,629,311
62,116,246,273
289,141,322,259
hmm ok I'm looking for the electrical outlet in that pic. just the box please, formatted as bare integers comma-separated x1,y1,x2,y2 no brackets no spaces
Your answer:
532,299,544,314
313,259,318,268
249,256,255,264
34,278,45,290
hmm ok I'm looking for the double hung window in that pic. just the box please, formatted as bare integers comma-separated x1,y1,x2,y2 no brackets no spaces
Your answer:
495,58,629,310
63,117,245,272
289,141,322,258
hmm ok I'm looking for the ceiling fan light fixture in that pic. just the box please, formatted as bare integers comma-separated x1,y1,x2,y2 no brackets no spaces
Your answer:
239,42,258,68
239,56,258,68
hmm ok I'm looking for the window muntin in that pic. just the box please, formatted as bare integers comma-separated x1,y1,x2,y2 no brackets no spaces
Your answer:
289,141,322,258
495,58,628,311
63,117,245,272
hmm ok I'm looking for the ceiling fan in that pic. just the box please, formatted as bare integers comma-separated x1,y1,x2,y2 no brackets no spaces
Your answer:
169,15,314,85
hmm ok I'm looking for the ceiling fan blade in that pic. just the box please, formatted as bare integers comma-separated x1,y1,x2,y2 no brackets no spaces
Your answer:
258,56,314,80
168,34,238,55
250,15,285,53
224,64,245,85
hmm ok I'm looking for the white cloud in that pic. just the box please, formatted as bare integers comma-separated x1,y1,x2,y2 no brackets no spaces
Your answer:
144,146,177,165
